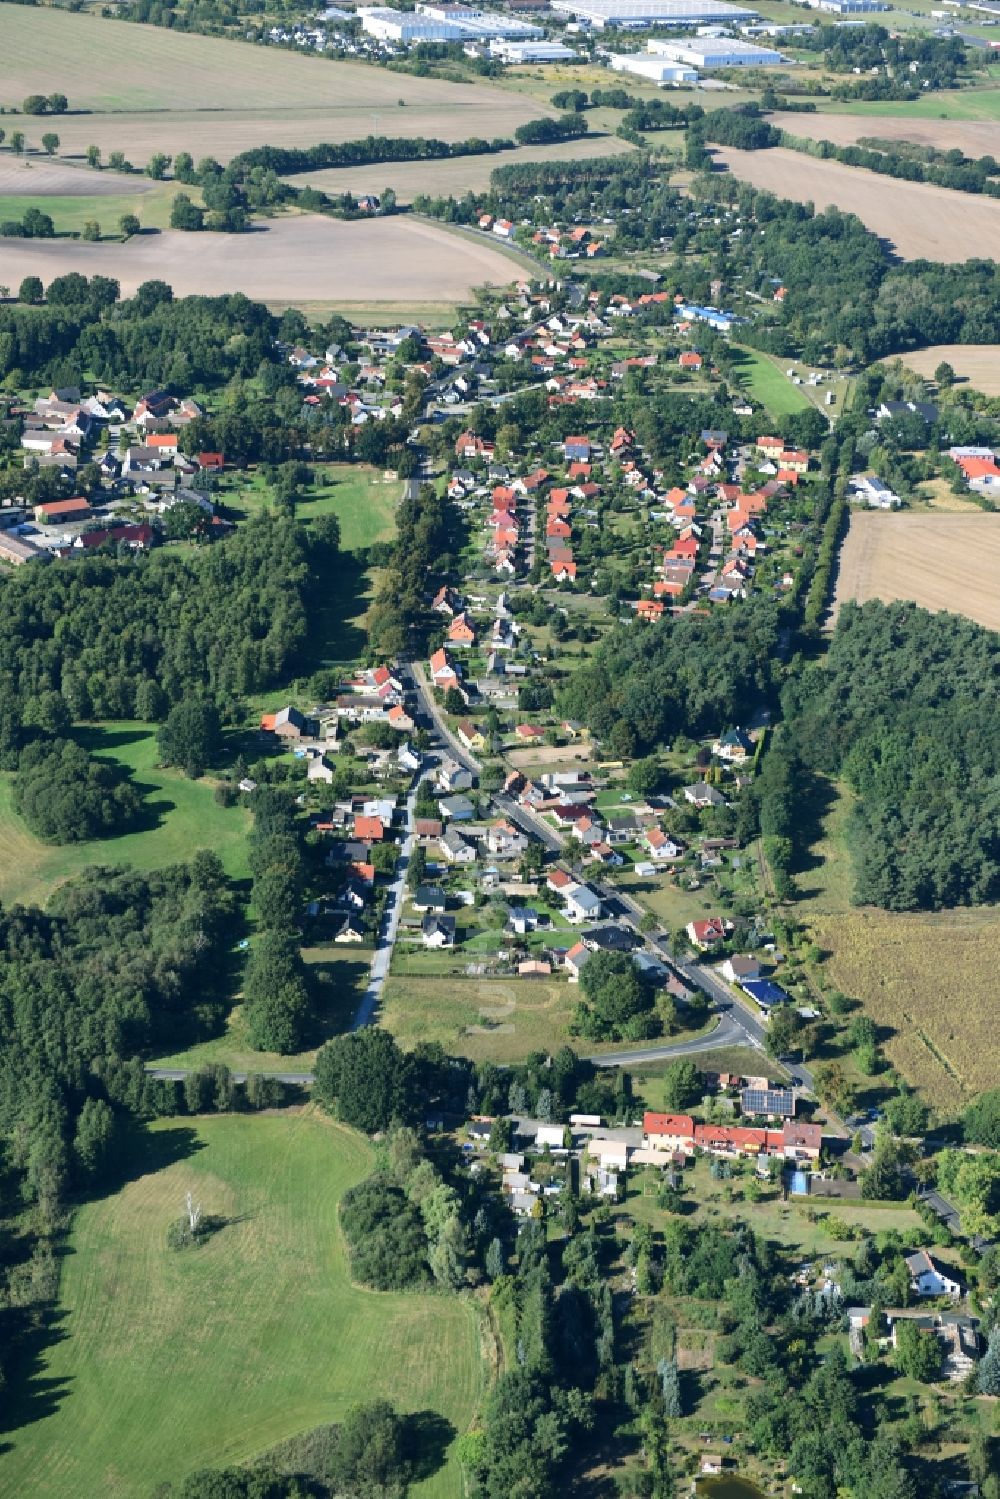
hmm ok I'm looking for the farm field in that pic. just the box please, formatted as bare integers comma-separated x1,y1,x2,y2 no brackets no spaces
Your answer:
886,343,1000,397
0,157,152,197
728,345,817,418
712,145,1000,262
833,512,1000,632
812,83,1000,122
294,131,635,203
0,723,250,910
0,213,524,305
0,181,182,235
769,109,1000,158
0,3,542,165
0,1110,483,1499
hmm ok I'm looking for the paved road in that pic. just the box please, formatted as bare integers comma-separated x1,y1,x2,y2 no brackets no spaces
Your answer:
408,661,481,773
350,767,429,1030
585,1013,749,1068
494,793,563,853
148,1067,316,1085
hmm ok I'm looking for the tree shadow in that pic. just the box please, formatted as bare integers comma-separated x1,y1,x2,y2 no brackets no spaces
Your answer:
304,956,370,1044
0,1307,73,1441
84,1120,207,1204
788,768,839,891
405,1410,457,1485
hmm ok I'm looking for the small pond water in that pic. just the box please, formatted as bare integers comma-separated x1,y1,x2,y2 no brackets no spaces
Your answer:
695,1477,768,1499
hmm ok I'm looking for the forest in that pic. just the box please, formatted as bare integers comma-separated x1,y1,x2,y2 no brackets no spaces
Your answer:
783,600,1000,909
557,600,780,757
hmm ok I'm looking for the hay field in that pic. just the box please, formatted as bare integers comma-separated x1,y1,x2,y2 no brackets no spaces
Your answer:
769,109,1000,158
0,1111,482,1499
713,145,1000,261
833,512,1000,632
890,344,1000,397
809,906,1000,1112
0,214,523,303
295,132,635,203
0,2,544,166
380,974,589,1064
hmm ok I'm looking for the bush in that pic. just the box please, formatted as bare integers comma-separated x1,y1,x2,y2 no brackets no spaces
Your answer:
13,737,142,842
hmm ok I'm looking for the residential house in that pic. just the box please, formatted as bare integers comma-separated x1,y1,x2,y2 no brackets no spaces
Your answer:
563,884,602,924
440,827,476,864
686,917,729,949
905,1251,964,1300
448,612,477,647
488,820,528,858
741,1079,796,1120
354,815,385,842
335,914,367,943
643,828,684,861
714,726,754,763
457,720,487,753
414,817,443,840
722,954,761,984
412,884,447,914
440,794,475,821
261,705,309,740
422,914,456,948
683,781,726,808
564,941,592,982
781,1122,822,1162
643,1113,696,1153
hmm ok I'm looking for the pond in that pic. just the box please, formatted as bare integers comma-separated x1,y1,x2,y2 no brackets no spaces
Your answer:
696,1477,768,1499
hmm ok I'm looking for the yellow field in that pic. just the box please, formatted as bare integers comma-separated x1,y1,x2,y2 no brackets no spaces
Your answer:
713,145,1000,262
809,907,1000,1113
890,344,1000,397
833,512,1000,632
0,2,544,166
0,213,525,303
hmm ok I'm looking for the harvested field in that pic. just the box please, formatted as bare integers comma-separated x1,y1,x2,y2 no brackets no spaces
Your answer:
295,132,634,202
0,157,150,197
833,512,1000,632
769,110,1000,159
0,3,544,167
712,145,1000,261
889,343,1000,397
0,214,523,303
809,906,1000,1112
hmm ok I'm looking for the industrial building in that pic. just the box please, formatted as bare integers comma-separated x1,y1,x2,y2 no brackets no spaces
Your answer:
807,0,888,12
491,36,580,57
550,0,757,26
359,3,543,41
647,33,783,63
610,49,698,79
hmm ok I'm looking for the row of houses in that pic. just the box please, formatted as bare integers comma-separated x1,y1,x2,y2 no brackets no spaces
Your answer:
642,1111,823,1163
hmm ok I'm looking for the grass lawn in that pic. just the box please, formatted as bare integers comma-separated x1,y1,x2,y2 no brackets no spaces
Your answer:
0,722,250,909
729,346,817,418
0,180,183,235
226,463,401,553
615,871,731,932
816,85,1000,121
0,1110,483,1499
151,948,371,1075
380,973,595,1064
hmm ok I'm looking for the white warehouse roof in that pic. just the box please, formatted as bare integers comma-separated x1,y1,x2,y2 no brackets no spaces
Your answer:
552,0,757,26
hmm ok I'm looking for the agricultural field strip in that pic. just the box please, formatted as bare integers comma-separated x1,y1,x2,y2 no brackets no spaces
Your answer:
712,145,1000,263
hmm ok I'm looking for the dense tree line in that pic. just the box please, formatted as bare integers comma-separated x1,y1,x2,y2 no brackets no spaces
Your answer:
366,484,459,659
0,278,277,389
223,132,515,179
783,600,1000,909
514,115,588,147
242,789,312,1054
776,130,1000,199
702,105,782,151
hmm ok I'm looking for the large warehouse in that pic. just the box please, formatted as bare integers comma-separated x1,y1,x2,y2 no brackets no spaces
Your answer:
551,0,758,26
610,50,699,80
648,33,783,63
359,4,543,40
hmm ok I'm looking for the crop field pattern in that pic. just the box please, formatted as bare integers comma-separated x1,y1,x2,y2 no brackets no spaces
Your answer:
0,1111,482,1499
0,4,544,163
0,213,526,303
712,145,1000,262
833,512,1000,631
891,344,1000,397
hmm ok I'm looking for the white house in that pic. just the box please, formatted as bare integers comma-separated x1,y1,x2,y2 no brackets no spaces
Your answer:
563,884,602,924
905,1251,964,1300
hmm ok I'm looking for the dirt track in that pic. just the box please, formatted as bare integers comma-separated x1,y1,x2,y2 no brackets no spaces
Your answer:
834,511,1000,631
713,145,1000,261
0,213,523,302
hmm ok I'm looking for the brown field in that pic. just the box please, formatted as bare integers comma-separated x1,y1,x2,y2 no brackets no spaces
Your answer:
0,2,544,167
833,512,1000,631
0,213,524,303
809,906,1000,1113
887,343,1000,397
769,110,1000,159
296,132,635,203
712,145,1000,261
0,157,151,197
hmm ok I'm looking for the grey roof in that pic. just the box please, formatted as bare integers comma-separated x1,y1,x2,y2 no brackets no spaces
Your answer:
414,884,447,910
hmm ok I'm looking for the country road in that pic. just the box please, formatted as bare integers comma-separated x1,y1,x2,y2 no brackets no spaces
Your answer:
408,661,481,773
